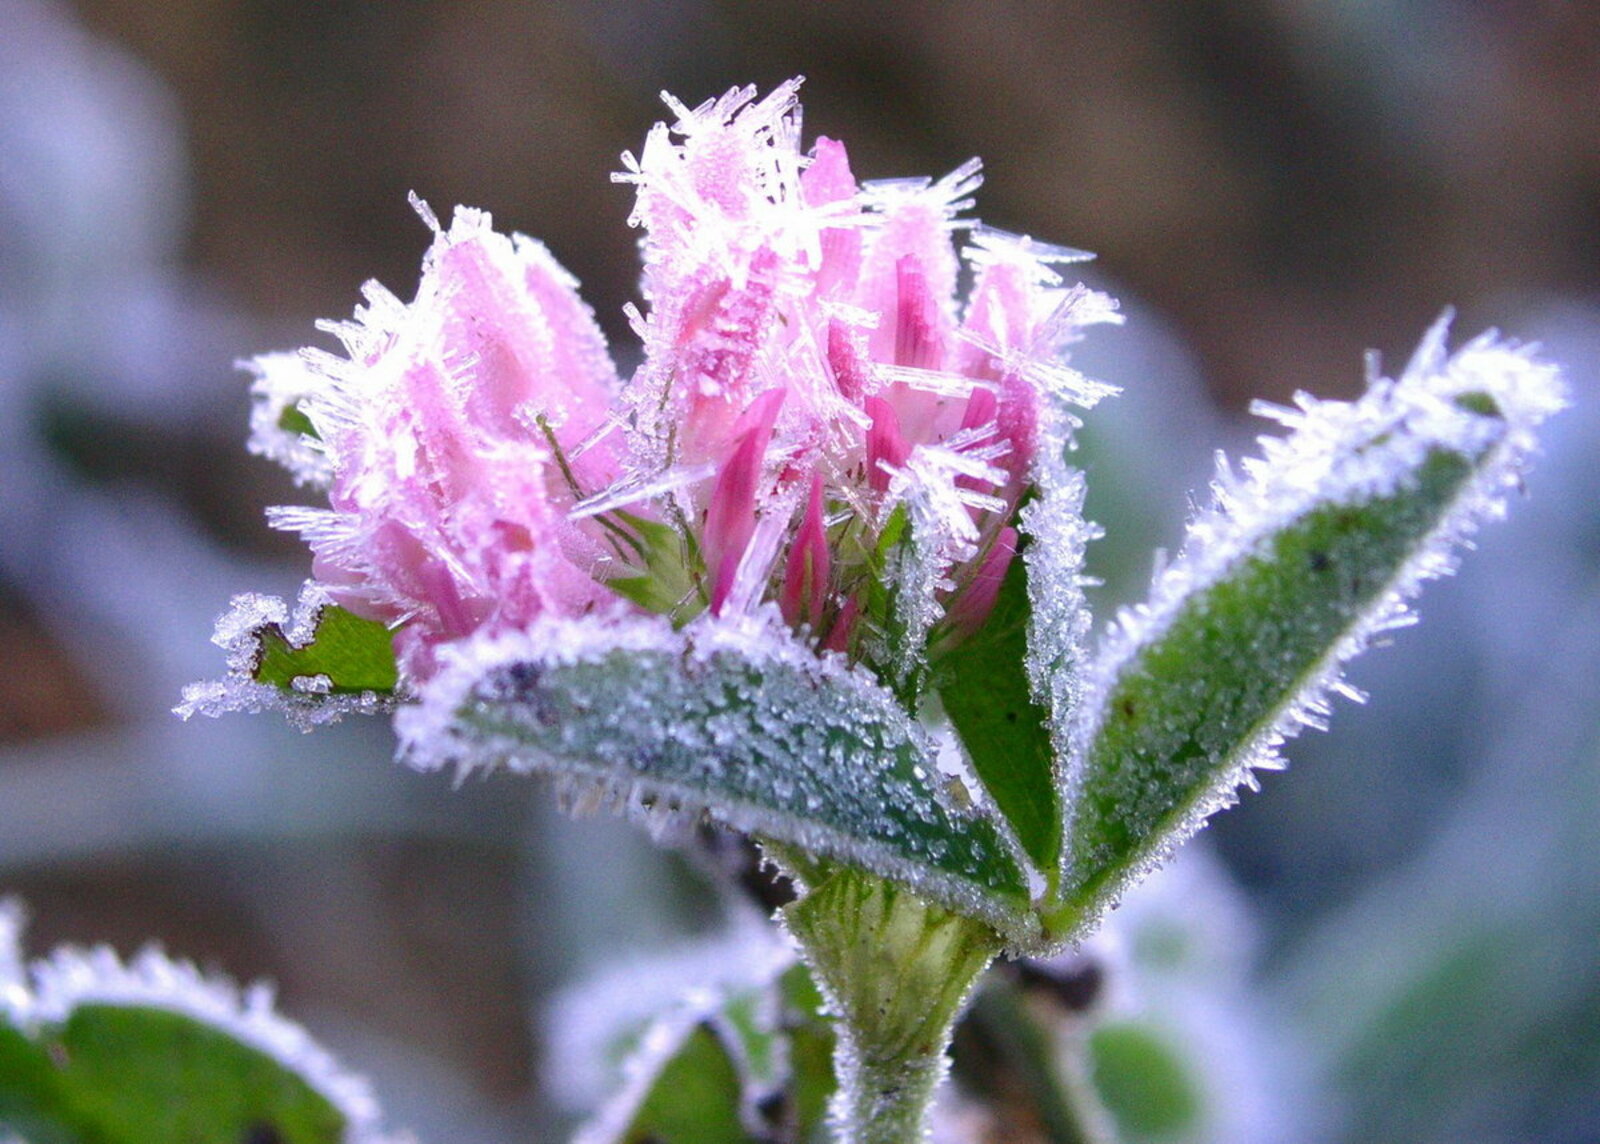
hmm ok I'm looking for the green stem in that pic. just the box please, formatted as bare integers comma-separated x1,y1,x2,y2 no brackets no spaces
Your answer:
783,868,1001,1144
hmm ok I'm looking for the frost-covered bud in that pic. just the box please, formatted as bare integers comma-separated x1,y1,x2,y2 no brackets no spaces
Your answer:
612,80,1118,660
209,78,1116,725
257,201,625,679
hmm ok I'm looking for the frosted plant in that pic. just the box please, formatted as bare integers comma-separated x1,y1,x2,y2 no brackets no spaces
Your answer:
162,79,1569,1142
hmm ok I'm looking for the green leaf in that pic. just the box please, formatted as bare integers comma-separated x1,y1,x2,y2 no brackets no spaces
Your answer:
1051,324,1563,938
940,547,1061,879
0,1021,72,1143
9,1005,348,1144
613,1021,758,1144
573,960,832,1144
0,903,392,1144
1058,451,1474,931
1088,1022,1201,1140
406,614,1036,942
253,604,398,694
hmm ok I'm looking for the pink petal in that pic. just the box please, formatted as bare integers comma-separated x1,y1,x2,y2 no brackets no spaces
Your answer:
945,526,1018,637
865,394,910,493
704,388,787,613
803,137,861,298
827,320,870,404
781,473,831,628
892,255,943,370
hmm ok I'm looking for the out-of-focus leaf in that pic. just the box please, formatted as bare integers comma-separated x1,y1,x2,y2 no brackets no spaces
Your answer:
1,1005,348,1144
778,963,836,1143
573,958,834,1144
613,1021,756,1144
0,906,394,1144
1088,1022,1200,1140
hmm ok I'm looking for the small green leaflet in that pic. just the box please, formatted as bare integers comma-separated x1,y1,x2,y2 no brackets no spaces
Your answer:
939,548,1061,881
253,604,398,694
276,401,320,440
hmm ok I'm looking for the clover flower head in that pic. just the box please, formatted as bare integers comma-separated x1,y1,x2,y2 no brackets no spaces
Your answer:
231,78,1118,699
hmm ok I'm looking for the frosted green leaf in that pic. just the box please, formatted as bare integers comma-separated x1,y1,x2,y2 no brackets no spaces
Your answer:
555,924,833,1144
1051,320,1563,938
939,550,1060,878
599,1021,757,1144
0,903,398,1143
401,611,1036,942
176,586,399,728
253,603,398,694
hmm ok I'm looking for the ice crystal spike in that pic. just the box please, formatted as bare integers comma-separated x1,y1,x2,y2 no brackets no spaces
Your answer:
1049,319,1564,940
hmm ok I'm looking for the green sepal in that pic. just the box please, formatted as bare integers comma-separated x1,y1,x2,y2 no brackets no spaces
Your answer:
939,547,1061,881
253,604,398,694
600,511,703,623
783,867,1002,1143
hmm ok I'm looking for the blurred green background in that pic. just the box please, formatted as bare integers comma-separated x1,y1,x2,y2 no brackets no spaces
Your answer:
1,2,1595,1140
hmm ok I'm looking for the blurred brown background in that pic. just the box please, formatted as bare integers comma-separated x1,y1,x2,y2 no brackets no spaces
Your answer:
67,0,1600,401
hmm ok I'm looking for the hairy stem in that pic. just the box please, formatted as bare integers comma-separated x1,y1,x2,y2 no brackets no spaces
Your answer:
784,867,1001,1143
